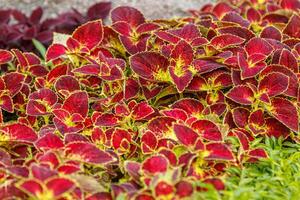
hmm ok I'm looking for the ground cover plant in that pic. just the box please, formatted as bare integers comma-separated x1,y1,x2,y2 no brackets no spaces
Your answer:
0,0,300,199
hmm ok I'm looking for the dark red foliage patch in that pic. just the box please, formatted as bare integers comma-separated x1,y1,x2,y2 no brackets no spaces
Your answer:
0,2,111,53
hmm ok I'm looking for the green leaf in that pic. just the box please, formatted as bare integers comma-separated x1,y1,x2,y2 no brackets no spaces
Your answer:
32,39,46,59
220,138,300,200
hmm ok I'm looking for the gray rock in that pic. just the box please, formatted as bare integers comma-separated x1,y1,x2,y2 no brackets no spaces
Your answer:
0,0,210,20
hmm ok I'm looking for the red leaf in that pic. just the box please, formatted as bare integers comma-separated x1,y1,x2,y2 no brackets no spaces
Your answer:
213,72,233,88
31,164,57,181
29,65,48,77
204,178,225,191
120,34,149,54
226,85,254,105
191,120,223,141
66,37,81,52
29,7,43,24
46,178,75,197
245,38,273,56
260,26,281,41
26,100,47,116
218,26,255,40
279,49,298,73
232,107,250,128
27,88,57,116
0,94,13,112
38,152,59,168
169,24,201,43
169,66,193,93
238,53,267,79
130,52,169,81
3,72,25,97
192,59,224,74
159,149,177,166
248,148,268,161
8,166,29,178
141,131,158,153
0,148,11,166
65,142,114,164
171,40,193,65
281,0,300,10
0,78,4,91
62,91,88,118
112,129,131,151
148,116,176,138
19,180,43,196
112,21,132,36
136,22,160,34
124,78,139,100
46,44,66,61
100,58,125,81
124,161,141,182
231,130,250,151
55,75,80,95
86,192,113,200
155,181,174,196
283,14,300,38
2,123,37,142
176,181,194,198
95,113,120,127
171,98,204,116
47,64,68,82
246,7,261,22
269,97,299,132
258,72,289,97
0,49,14,64
72,20,103,50
173,124,199,146
213,2,234,18
222,12,250,27
187,76,207,91
249,109,265,127
87,2,111,20
11,49,28,68
58,165,80,174
142,155,168,175
265,118,290,139
131,102,155,120
12,9,27,23
35,133,64,150
211,34,244,49
206,143,234,161
169,40,194,92
111,6,145,27
161,108,188,121
155,30,180,44
64,133,89,144
261,64,298,97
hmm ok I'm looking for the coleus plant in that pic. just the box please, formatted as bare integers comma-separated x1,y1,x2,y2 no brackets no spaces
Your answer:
0,0,300,199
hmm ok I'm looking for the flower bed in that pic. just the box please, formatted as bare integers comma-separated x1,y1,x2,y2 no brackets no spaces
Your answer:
0,0,300,199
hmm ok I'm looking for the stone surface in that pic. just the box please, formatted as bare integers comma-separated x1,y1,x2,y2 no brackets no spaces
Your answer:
0,0,210,20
